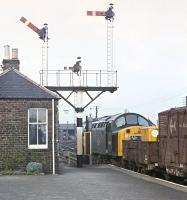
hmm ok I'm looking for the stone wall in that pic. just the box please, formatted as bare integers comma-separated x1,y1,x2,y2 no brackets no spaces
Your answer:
0,99,59,174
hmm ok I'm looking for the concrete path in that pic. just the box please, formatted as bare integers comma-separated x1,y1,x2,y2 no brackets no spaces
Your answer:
0,165,186,200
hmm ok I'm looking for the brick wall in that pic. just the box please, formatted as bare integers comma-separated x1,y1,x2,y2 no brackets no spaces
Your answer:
0,99,59,174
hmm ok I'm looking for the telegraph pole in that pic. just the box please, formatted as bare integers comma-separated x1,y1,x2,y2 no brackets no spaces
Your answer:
95,106,98,118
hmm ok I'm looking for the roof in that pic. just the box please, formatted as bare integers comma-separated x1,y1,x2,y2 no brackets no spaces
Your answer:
0,68,59,99
92,113,121,123
92,112,154,125
159,106,187,115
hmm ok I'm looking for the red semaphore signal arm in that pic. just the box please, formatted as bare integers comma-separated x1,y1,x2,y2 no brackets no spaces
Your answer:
20,16,40,34
20,16,47,41
87,11,106,16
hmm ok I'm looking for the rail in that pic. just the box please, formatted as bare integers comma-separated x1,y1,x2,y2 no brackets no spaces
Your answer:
61,150,77,166
59,140,77,166
39,69,117,87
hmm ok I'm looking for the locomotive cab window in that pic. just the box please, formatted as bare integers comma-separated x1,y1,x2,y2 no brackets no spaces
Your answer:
126,114,138,125
115,116,126,128
138,116,149,126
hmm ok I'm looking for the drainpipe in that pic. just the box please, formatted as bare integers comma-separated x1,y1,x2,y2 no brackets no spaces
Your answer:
52,99,55,174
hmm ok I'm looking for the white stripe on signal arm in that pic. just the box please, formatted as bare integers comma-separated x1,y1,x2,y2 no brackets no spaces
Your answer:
25,21,30,26
64,67,73,70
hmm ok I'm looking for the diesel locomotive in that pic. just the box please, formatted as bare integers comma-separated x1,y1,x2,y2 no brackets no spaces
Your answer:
83,112,158,165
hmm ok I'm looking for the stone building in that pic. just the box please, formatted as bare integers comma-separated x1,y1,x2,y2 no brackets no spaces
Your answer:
0,46,59,174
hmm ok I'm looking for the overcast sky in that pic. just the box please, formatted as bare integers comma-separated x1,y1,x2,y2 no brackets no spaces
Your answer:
1,0,187,123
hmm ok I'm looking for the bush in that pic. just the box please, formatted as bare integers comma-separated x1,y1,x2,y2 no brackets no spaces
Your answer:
26,162,43,173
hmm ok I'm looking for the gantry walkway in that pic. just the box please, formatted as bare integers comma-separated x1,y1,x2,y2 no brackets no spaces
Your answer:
40,69,118,112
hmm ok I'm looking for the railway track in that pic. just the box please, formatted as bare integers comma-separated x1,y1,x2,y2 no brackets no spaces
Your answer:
59,139,77,166
59,138,187,186
109,161,187,186
108,164,187,192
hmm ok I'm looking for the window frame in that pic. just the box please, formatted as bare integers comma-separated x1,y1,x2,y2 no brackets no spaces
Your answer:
115,116,126,129
138,116,149,126
126,114,138,125
28,108,48,149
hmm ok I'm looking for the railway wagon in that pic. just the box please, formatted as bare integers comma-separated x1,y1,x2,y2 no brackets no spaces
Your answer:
122,141,158,172
122,125,159,172
159,107,187,178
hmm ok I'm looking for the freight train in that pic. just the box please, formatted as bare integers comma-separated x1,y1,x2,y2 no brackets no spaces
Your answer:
83,108,187,181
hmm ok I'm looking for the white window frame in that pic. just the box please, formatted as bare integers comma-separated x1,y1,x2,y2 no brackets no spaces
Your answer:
28,108,48,149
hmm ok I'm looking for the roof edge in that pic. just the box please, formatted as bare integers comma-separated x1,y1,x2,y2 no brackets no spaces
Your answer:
13,69,59,99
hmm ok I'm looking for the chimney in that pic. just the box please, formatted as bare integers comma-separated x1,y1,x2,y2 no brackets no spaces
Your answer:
4,45,10,59
12,48,18,59
2,45,20,71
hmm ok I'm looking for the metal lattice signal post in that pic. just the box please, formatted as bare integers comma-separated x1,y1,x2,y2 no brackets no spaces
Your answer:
107,18,114,86
41,24,49,86
20,17,49,86
87,3,115,86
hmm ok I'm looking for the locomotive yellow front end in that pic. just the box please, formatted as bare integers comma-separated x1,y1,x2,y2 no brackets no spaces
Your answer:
118,125,158,157
140,126,159,142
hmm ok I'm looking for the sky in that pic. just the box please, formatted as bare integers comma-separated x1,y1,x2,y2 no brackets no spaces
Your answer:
1,0,187,124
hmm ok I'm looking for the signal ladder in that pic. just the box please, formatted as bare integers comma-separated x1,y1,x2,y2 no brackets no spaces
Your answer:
41,40,48,86
107,19,114,86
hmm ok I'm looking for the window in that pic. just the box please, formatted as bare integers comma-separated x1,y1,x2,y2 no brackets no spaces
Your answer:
138,116,149,126
28,108,48,149
126,114,138,125
115,116,126,128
